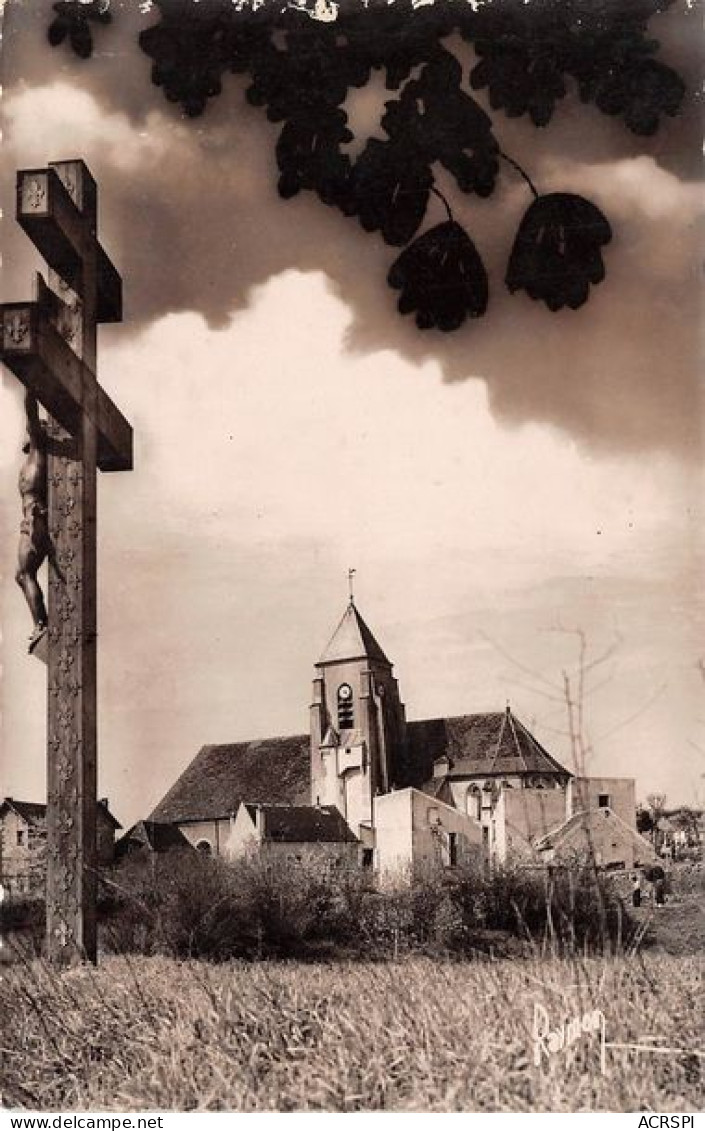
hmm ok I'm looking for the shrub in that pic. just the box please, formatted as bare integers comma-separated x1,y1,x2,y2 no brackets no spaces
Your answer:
101,851,634,962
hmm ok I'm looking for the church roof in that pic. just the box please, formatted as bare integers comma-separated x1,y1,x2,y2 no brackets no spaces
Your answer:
245,803,358,844
318,602,390,666
148,712,569,827
403,711,571,786
149,734,310,824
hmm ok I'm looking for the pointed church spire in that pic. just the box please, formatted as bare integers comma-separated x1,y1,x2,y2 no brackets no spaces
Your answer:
318,602,391,666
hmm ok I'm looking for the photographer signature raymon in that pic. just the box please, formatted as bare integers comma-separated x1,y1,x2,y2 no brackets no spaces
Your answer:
532,1002,606,1071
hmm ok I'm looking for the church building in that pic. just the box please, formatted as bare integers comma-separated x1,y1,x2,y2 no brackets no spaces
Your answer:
149,600,650,875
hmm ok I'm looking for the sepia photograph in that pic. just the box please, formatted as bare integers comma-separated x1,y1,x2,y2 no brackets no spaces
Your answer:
0,0,703,1116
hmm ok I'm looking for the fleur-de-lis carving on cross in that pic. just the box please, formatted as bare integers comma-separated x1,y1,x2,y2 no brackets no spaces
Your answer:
64,676,81,698
59,495,76,519
58,594,76,622
25,178,46,210
57,812,75,837
64,730,80,756
49,470,64,490
57,754,75,785
67,463,81,488
57,702,74,729
5,311,30,346
53,919,73,949
58,546,75,570
58,646,75,674
66,569,82,592
67,519,82,539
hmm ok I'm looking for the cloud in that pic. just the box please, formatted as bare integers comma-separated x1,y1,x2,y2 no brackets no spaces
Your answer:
1,272,701,816
1,0,702,463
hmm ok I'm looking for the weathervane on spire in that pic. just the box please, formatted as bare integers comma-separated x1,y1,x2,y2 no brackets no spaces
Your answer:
348,567,356,605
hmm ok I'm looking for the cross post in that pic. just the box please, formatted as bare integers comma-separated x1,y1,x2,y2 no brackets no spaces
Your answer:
0,160,132,965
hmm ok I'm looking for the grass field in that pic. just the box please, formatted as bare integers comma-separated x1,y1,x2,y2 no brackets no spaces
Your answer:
1,950,702,1112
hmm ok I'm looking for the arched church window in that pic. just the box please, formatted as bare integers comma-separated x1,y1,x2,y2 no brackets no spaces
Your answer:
337,683,354,729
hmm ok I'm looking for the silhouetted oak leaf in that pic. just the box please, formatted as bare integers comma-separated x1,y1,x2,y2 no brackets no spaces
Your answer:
351,140,432,247
339,1,456,91
277,110,352,206
469,9,570,127
48,1,111,60
388,221,488,332
381,49,499,197
506,193,612,311
247,30,369,122
140,14,231,117
581,57,685,136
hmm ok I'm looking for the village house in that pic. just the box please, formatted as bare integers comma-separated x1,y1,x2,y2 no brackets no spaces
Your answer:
226,803,359,867
115,819,193,859
148,600,651,876
0,797,121,894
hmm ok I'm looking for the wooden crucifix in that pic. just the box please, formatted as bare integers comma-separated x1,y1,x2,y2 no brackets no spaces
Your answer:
0,160,132,965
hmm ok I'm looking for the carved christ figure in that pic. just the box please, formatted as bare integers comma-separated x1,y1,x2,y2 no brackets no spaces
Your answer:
16,391,60,649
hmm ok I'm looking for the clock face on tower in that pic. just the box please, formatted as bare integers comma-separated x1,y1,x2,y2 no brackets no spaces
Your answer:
337,683,354,729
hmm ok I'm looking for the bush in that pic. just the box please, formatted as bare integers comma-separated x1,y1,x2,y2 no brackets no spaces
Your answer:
102,850,634,961
0,893,45,932
103,851,372,960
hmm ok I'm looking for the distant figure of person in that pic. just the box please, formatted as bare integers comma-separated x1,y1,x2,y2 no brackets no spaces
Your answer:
632,874,642,908
16,392,62,650
654,877,666,907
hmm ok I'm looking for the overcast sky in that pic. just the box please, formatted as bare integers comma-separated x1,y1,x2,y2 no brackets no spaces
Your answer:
1,0,703,826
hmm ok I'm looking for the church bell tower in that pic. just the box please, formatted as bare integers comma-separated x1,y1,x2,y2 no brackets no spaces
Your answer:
310,599,407,838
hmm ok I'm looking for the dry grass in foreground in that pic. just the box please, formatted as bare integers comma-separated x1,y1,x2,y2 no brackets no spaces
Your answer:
1,952,703,1112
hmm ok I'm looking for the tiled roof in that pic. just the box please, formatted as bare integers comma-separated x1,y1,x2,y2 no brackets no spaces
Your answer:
0,797,121,828
0,799,47,824
246,803,358,844
149,734,311,823
401,711,571,787
116,820,192,855
318,603,390,666
535,808,652,853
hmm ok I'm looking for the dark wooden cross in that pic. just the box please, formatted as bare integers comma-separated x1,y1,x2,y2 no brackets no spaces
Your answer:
0,160,132,964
